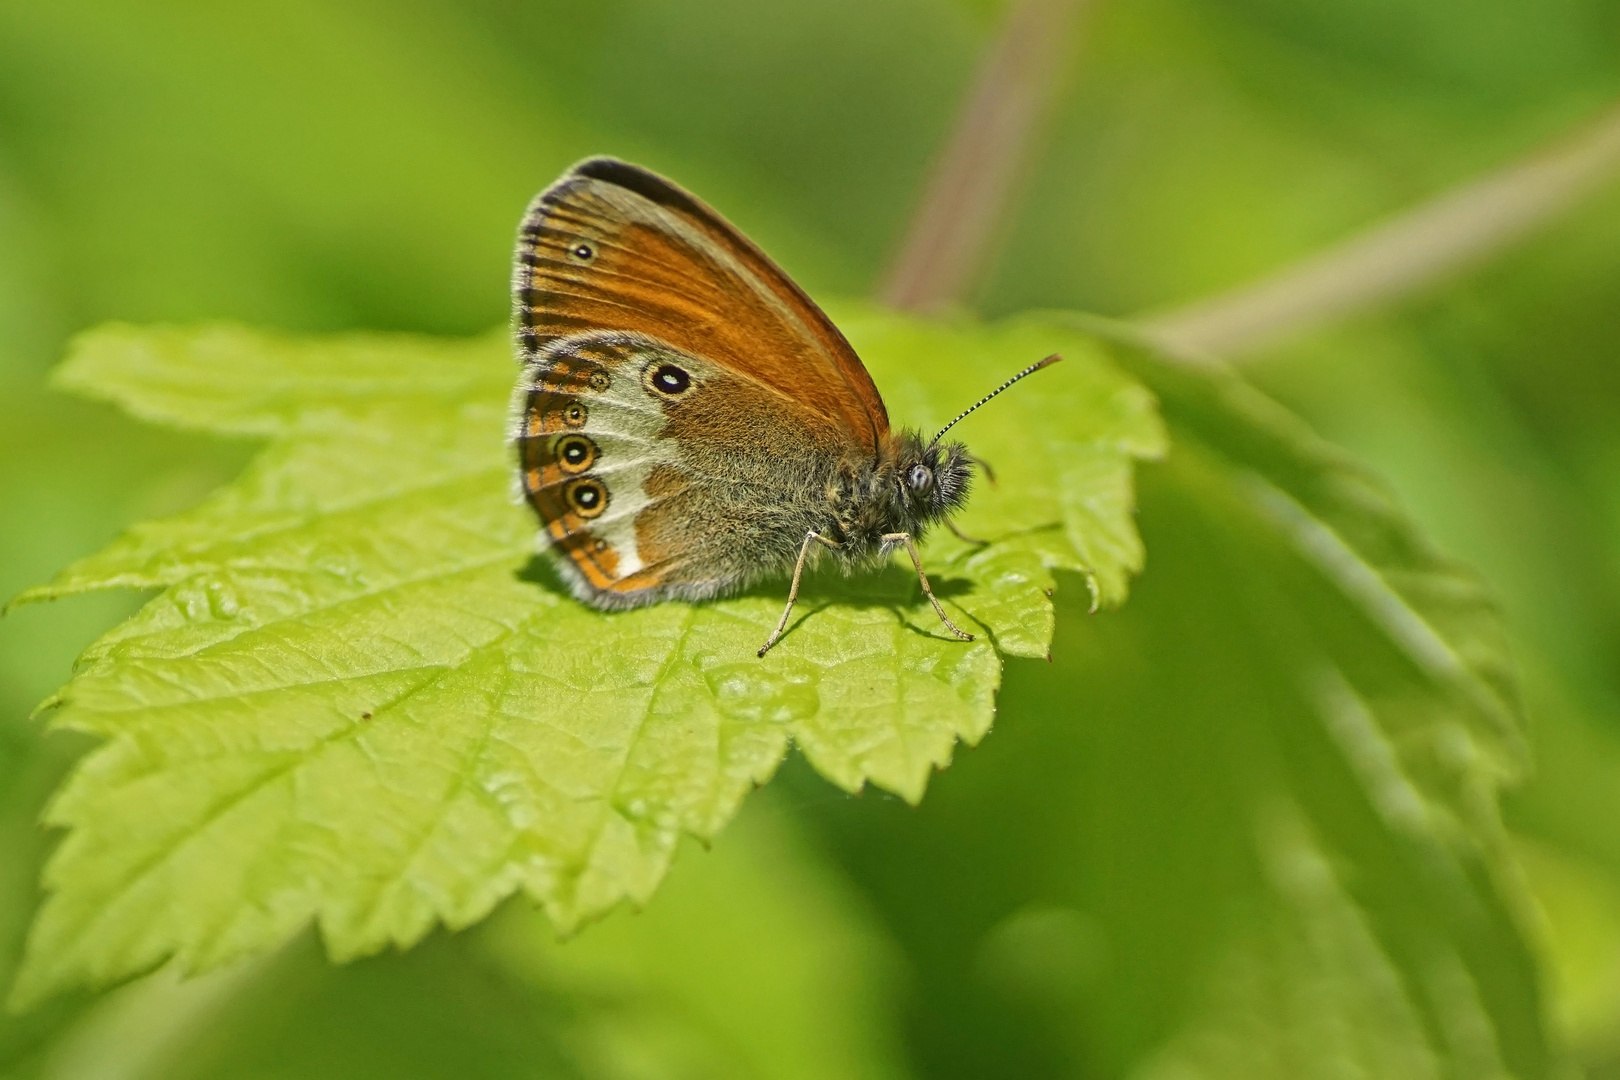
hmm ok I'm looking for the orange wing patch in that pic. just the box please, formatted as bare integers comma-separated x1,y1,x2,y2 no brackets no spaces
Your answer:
516,349,629,592
514,158,888,459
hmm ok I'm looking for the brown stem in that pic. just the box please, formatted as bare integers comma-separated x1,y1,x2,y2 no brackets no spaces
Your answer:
879,0,1085,313
1140,101,1620,359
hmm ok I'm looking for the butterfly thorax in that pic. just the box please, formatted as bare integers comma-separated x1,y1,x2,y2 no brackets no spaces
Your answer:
820,432,973,564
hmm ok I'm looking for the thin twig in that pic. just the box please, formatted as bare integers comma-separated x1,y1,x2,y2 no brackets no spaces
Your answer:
880,0,1085,312
1140,101,1620,359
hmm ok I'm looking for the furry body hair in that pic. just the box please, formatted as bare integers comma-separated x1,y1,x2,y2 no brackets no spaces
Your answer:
548,426,973,612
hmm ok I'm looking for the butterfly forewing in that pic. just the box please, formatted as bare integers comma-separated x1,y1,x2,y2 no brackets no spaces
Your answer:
515,158,888,453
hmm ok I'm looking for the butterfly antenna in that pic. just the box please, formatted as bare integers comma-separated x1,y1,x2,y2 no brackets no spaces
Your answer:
927,354,1062,449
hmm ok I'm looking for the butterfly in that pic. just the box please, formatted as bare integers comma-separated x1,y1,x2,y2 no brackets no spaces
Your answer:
510,157,1057,657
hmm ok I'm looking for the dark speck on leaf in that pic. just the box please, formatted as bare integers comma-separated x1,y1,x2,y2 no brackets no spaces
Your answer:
361,711,372,720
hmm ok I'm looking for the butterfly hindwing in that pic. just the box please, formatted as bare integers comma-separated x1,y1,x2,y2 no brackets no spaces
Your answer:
514,330,847,606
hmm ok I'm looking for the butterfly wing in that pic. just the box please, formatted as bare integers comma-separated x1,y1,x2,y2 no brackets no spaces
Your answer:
516,158,888,448
511,159,887,607
514,330,860,606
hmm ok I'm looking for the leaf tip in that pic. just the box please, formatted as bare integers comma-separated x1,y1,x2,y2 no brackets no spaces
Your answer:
28,694,65,723
3,586,55,614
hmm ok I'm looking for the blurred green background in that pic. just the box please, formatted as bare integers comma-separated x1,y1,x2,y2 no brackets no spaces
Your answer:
4,1,1620,1077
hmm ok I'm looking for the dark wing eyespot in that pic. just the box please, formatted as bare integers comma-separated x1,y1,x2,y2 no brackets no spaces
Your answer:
566,477,608,518
645,363,692,396
587,370,611,393
555,434,597,474
562,401,588,428
569,241,596,263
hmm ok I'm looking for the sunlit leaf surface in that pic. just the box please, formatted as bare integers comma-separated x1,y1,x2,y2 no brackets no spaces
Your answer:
8,313,1164,1007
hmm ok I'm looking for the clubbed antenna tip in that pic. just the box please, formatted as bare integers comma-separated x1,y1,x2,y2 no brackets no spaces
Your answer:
927,353,1062,449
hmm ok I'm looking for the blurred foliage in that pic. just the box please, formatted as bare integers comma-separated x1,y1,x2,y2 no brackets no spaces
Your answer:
3,0,1620,1078
10,801,909,1080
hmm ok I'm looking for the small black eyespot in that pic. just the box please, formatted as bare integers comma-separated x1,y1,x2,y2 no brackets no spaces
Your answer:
571,242,596,262
649,364,691,395
566,478,608,518
908,464,933,491
556,434,597,473
562,401,588,428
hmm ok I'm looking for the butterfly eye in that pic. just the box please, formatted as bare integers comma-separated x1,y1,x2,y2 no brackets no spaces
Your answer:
555,434,597,474
908,464,934,491
565,477,608,518
569,241,596,263
646,363,692,396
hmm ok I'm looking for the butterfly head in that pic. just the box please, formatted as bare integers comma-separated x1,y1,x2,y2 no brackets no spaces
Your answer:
896,434,974,526
888,353,1062,535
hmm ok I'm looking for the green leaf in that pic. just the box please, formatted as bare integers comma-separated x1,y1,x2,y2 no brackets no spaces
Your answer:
1089,453,1543,1080
791,321,1546,1079
1088,319,1542,1078
1085,315,1526,777
8,313,1164,1008
13,798,907,1080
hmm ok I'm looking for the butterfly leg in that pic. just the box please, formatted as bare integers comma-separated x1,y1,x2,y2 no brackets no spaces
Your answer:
882,532,974,642
944,517,989,545
758,530,841,658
